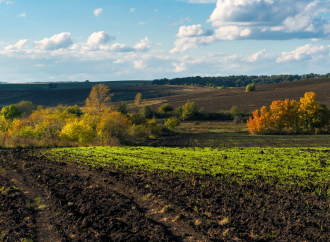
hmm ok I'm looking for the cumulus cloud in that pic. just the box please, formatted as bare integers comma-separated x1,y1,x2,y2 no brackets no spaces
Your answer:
176,24,214,37
134,60,146,69
172,0,330,53
83,31,115,51
93,8,103,16
134,37,152,52
131,8,135,12
277,44,330,63
4,39,27,50
19,13,26,18
34,32,73,50
109,43,134,52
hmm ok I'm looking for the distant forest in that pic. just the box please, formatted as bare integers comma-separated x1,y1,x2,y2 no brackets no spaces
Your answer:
152,73,330,88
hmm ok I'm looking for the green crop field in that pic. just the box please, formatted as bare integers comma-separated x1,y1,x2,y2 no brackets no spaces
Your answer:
48,146,330,187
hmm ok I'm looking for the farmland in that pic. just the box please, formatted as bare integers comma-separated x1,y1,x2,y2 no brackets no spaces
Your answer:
1,147,330,241
0,84,208,108
136,78,330,113
1,78,330,241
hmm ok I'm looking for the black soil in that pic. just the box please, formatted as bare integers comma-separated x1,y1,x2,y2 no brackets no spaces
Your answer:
1,148,330,241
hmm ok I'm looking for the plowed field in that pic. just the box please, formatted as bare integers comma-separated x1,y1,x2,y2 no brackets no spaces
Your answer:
1,148,330,241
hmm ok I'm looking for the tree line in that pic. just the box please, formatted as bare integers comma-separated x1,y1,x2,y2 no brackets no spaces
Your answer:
247,92,330,135
152,73,330,88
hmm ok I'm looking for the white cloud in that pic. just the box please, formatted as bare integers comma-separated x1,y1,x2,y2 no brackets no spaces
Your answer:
109,43,134,52
277,44,330,63
134,60,146,69
173,62,186,72
134,37,152,52
131,8,135,12
0,0,14,4
172,0,330,53
176,24,213,37
138,21,146,25
19,13,26,18
4,39,27,50
34,32,73,50
83,31,115,50
93,8,103,16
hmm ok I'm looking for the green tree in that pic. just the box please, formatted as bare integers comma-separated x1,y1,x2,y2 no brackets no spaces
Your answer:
16,100,34,116
116,101,128,115
230,105,240,117
65,105,83,117
139,106,153,119
1,105,21,120
158,103,173,114
246,83,256,92
165,117,180,129
181,101,199,120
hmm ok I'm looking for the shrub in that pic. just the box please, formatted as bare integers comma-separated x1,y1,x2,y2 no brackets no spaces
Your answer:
139,106,153,119
181,101,199,120
230,105,240,117
158,104,173,114
16,101,34,116
60,119,94,143
165,117,180,129
65,105,83,117
1,105,21,120
246,83,256,92
146,119,162,135
115,101,128,115
135,93,142,105
96,111,130,144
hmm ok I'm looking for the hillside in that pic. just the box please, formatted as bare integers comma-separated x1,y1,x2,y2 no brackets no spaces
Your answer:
0,84,208,108
130,78,330,113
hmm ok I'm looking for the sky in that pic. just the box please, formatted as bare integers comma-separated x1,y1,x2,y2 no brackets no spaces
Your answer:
1,0,330,83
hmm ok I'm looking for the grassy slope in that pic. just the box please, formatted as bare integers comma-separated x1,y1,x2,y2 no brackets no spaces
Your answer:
49,146,330,187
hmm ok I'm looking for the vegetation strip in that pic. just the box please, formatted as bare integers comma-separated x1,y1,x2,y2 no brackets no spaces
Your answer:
49,146,330,188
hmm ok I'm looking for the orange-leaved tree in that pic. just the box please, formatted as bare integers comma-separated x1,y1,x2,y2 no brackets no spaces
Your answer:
247,92,330,134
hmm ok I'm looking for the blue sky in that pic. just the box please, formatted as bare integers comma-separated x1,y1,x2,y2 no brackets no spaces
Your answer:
1,0,330,83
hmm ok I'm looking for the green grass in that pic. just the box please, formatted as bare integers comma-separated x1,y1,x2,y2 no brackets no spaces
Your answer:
48,146,330,187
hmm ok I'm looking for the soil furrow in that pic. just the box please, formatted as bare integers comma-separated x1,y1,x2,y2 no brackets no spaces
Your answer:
0,156,64,242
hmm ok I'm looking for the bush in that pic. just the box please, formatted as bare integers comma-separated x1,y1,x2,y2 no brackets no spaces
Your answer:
230,105,240,117
165,117,180,129
1,105,21,120
139,106,153,119
60,119,94,143
246,83,256,92
65,105,83,117
96,111,130,144
16,101,34,116
158,104,173,114
181,101,199,120
146,119,162,135
115,101,128,115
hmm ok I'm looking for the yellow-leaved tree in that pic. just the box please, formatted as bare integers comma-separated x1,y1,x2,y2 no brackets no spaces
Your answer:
96,110,130,145
59,119,95,143
85,84,113,114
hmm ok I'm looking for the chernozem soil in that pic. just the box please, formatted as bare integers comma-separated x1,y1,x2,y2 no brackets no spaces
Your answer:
1,148,330,241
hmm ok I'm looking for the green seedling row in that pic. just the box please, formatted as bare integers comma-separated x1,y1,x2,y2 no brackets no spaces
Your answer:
48,146,330,186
